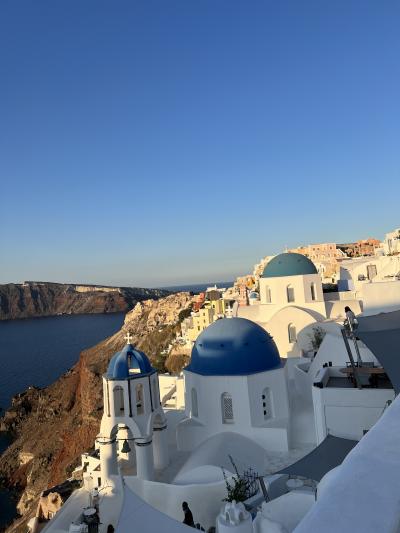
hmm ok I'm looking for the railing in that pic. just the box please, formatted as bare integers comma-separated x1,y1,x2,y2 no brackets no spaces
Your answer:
161,384,177,407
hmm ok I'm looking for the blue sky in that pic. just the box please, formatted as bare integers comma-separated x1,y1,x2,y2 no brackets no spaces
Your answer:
1,1,400,287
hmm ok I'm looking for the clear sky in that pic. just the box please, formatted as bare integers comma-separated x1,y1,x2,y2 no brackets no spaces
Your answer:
1,1,400,287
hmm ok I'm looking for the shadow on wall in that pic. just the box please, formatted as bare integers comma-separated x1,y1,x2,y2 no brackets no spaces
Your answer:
325,299,363,320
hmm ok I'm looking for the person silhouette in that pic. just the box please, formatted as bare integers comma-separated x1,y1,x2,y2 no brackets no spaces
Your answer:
182,501,195,527
344,306,358,332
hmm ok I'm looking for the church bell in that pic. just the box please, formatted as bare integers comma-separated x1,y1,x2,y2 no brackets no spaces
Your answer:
121,439,131,454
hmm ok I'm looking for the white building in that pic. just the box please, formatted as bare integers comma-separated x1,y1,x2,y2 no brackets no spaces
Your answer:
382,227,400,255
239,253,331,357
338,254,400,315
240,251,400,358
38,310,400,533
176,318,290,453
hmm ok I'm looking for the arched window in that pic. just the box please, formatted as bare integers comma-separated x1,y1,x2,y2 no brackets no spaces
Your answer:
104,382,110,417
287,285,295,303
136,383,144,415
288,323,297,343
113,386,124,415
311,282,317,301
191,387,198,417
265,286,272,303
221,392,234,424
262,388,273,420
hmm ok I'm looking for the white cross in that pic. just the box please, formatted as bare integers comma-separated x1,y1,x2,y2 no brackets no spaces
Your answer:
124,332,133,345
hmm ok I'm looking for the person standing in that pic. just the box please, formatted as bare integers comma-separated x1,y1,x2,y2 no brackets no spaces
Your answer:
182,501,195,527
344,306,357,332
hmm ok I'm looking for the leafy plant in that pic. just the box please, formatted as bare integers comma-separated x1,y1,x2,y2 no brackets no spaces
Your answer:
221,455,252,503
308,326,326,352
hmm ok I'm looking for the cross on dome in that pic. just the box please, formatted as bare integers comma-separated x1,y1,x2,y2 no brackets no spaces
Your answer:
124,332,133,345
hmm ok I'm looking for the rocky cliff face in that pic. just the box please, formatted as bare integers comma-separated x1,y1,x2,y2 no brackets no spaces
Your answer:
0,292,193,532
0,282,169,321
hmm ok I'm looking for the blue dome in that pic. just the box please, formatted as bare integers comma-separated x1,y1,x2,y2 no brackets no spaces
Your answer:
262,253,317,278
107,344,154,379
186,318,281,376
249,291,259,299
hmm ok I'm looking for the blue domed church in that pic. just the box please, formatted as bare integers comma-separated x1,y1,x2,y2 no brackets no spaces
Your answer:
176,317,291,452
97,335,169,485
238,252,327,358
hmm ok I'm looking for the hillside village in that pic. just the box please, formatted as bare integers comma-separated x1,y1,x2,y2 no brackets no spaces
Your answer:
14,224,400,533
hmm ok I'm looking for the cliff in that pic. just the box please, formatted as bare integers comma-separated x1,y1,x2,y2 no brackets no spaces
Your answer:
0,292,193,532
0,282,170,321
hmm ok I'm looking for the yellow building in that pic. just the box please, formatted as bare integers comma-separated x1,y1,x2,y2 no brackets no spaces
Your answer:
187,307,215,343
204,299,225,316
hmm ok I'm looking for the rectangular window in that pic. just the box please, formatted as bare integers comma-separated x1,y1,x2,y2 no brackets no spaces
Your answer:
265,287,271,303
287,287,295,303
136,384,144,415
311,284,316,301
222,394,234,424
367,265,377,280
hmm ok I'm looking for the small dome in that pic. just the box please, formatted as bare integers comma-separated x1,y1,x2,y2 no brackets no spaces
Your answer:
186,318,281,376
249,291,259,299
262,253,317,278
107,344,154,379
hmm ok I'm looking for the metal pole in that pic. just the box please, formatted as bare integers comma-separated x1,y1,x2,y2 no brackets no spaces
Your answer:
258,476,270,502
341,328,362,389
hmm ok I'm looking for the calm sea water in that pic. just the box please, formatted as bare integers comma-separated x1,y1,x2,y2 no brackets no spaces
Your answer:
0,313,125,410
0,313,125,529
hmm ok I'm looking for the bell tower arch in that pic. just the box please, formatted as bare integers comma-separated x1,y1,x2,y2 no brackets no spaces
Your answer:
97,334,169,486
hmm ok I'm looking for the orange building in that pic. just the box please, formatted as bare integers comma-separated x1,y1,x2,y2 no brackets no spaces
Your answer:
337,238,381,258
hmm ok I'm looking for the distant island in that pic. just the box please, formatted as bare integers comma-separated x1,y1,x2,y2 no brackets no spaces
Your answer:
0,281,170,321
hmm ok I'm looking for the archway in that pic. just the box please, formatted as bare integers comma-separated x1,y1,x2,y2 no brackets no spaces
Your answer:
112,424,137,476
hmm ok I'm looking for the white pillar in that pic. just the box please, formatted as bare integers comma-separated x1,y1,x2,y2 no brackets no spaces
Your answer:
97,436,118,487
153,424,169,470
135,438,154,480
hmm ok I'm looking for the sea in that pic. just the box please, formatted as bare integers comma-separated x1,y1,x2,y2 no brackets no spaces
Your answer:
0,313,125,529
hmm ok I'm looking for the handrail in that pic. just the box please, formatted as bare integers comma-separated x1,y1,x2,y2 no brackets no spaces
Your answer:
161,384,177,407
341,328,362,389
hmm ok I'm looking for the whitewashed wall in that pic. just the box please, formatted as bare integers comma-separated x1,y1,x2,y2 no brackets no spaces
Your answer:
125,475,226,531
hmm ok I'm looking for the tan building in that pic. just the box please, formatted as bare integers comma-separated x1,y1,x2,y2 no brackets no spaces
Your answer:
289,243,342,263
289,243,344,281
337,238,381,258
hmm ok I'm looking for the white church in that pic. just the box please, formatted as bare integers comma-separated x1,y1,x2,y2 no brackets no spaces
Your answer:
34,252,400,533
238,252,362,358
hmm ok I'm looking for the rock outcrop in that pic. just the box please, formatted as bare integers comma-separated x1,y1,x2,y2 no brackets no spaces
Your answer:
0,282,170,321
0,292,193,532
